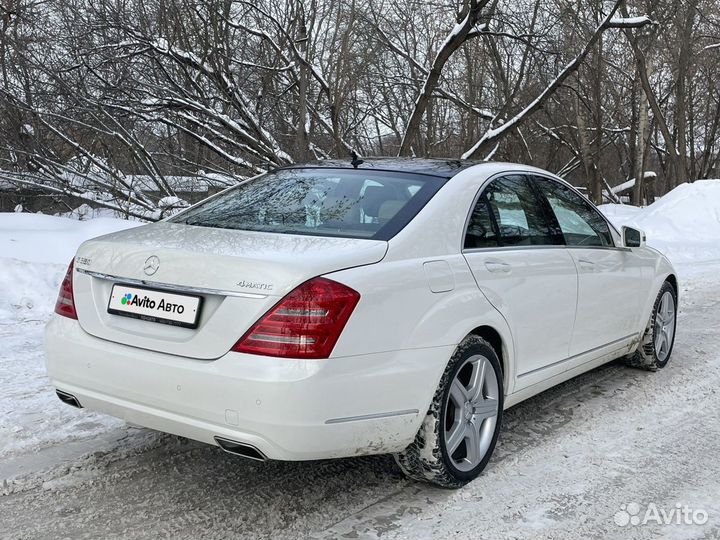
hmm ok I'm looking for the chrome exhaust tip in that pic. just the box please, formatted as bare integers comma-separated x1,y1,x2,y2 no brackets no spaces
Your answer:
214,436,267,462
56,389,82,408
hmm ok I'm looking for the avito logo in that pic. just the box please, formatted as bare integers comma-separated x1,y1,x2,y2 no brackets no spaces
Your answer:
120,293,156,309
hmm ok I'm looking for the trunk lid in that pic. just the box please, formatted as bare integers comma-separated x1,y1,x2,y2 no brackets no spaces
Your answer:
72,222,387,359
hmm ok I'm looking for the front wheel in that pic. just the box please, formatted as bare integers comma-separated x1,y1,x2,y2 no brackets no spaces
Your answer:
626,280,677,371
394,335,503,488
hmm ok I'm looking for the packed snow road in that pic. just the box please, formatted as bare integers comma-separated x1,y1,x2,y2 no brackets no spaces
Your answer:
1,269,719,539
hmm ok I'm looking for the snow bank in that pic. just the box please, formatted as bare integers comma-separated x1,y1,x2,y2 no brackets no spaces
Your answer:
597,203,642,223
599,180,720,268
0,212,141,327
0,212,141,265
0,213,138,459
0,258,67,323
0,283,126,460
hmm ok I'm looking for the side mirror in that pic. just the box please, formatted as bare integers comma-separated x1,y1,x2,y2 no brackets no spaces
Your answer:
622,226,645,248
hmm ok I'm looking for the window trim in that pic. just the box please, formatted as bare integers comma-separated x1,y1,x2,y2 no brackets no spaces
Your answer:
526,173,618,249
464,192,500,250
462,170,629,254
461,172,562,252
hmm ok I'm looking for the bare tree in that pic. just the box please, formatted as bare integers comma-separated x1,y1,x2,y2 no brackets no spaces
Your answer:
0,0,719,217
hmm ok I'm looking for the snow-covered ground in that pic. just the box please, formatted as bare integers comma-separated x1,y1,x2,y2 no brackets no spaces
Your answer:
1,183,719,539
0,215,142,463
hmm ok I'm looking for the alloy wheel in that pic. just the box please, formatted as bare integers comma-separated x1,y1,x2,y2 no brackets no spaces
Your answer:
654,290,676,362
444,355,500,472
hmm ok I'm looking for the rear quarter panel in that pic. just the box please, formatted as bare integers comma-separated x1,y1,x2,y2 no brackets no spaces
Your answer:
327,255,516,416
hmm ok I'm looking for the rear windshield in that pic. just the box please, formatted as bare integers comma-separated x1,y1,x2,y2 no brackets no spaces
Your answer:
171,168,446,240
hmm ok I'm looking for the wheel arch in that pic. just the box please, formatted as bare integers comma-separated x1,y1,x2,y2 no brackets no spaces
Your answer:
635,269,679,346
466,324,512,394
468,326,504,372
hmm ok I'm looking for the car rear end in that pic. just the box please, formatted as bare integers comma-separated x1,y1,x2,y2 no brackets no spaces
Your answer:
45,166,449,460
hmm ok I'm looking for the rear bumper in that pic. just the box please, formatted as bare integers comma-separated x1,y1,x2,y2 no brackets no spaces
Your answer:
44,315,451,460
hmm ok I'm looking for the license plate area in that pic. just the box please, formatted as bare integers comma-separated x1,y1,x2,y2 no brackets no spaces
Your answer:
107,284,203,329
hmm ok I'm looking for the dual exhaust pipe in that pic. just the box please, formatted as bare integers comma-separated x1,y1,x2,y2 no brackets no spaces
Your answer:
56,389,82,408
214,436,267,462
55,389,267,463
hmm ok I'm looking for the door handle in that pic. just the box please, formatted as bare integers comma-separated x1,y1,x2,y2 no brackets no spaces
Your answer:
484,260,512,273
578,258,595,269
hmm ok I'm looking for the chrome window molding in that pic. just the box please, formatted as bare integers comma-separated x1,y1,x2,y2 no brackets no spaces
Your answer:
462,244,631,254
461,169,624,252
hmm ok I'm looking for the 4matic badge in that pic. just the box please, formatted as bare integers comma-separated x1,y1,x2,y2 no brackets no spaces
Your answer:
236,280,273,291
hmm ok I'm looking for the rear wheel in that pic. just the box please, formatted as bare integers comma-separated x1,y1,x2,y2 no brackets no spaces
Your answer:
394,335,503,488
625,281,677,371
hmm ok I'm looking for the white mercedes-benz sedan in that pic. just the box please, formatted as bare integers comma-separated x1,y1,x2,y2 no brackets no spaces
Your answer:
45,159,677,487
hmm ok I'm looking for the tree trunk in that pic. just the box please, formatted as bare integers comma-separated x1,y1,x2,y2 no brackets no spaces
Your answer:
633,63,649,205
673,4,694,186
295,10,310,162
576,94,594,201
398,0,487,156
589,24,603,205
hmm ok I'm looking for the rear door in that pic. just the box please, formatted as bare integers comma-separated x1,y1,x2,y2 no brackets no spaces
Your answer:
530,175,645,357
463,175,578,390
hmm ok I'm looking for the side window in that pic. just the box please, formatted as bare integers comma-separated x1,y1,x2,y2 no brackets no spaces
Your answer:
483,175,559,247
465,194,498,249
533,177,613,247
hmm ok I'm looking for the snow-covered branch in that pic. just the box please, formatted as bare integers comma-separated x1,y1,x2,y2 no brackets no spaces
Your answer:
607,16,653,28
399,0,492,156
463,0,625,159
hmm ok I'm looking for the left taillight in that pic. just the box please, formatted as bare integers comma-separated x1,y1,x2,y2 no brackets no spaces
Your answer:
54,259,78,320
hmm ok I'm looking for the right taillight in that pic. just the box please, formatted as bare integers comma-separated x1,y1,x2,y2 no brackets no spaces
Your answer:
54,259,78,320
232,277,360,359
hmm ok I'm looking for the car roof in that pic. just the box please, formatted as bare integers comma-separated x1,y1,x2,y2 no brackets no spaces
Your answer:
277,158,573,186
278,157,483,179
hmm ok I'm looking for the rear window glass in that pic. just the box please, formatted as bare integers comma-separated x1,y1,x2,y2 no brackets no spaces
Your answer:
171,168,446,240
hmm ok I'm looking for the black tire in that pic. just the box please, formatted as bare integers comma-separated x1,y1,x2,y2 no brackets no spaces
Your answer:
394,335,503,488
625,280,677,371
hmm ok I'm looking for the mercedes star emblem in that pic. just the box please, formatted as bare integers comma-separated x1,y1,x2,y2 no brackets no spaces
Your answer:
143,255,160,276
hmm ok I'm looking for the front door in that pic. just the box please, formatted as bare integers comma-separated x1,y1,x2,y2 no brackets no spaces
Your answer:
531,176,644,357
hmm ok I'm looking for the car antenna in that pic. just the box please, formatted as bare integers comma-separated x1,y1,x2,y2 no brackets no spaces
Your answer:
350,151,364,169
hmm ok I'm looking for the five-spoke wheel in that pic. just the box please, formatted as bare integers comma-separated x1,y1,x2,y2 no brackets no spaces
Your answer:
654,290,676,363
394,335,503,488
444,355,499,472
626,280,678,370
